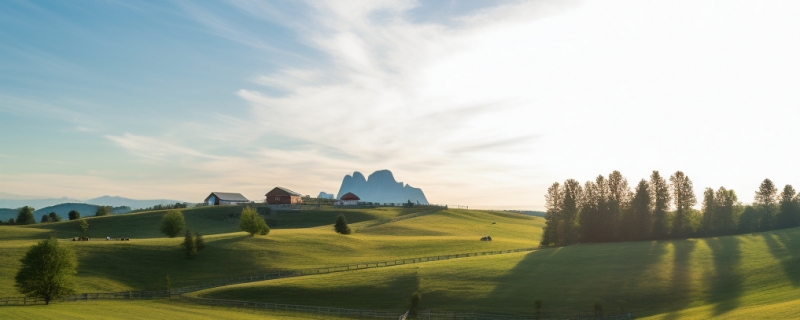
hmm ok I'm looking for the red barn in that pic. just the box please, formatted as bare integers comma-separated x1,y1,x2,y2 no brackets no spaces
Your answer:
338,192,360,206
265,187,303,205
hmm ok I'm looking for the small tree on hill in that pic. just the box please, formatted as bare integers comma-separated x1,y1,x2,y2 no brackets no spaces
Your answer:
334,214,352,234
78,219,89,237
41,214,50,223
68,210,80,220
16,206,36,225
239,207,269,236
49,212,62,222
196,232,205,251
182,229,198,259
160,210,185,238
15,238,78,304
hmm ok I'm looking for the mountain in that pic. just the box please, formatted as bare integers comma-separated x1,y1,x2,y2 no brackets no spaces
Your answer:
33,203,131,220
0,197,83,210
336,170,429,204
0,208,18,221
317,192,335,199
85,196,186,210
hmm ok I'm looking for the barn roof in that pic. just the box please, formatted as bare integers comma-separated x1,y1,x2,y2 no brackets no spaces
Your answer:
340,192,360,201
265,187,302,197
206,192,249,202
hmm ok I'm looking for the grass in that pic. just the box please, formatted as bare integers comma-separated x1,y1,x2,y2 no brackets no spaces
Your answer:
194,227,800,319
0,208,542,294
0,299,359,320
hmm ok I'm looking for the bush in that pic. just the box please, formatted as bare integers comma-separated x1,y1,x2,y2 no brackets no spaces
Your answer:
15,238,77,304
95,206,112,217
334,214,352,234
160,210,185,238
68,210,80,220
239,207,270,236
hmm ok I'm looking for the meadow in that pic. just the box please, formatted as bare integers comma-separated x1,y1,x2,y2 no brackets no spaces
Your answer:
1,204,799,319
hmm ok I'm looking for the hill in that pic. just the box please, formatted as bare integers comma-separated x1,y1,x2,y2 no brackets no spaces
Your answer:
337,170,428,204
0,197,83,211
85,195,188,210
195,227,800,319
33,203,131,219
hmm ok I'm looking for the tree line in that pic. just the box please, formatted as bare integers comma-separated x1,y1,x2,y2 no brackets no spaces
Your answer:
542,170,800,245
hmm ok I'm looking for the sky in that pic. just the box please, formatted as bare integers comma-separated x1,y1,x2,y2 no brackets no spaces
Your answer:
1,0,799,210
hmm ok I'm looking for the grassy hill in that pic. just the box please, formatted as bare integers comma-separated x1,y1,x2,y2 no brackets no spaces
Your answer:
194,227,800,319
0,207,542,295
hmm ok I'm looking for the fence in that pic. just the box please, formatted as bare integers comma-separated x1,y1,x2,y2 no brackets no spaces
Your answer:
169,246,545,294
0,290,171,306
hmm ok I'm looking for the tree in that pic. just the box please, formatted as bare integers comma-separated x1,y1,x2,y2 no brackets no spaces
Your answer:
408,291,422,319
196,232,205,251
41,214,50,223
68,210,80,220
78,219,89,237
777,185,799,229
15,238,77,304
95,206,112,217
670,171,697,237
160,210,185,238
16,206,36,225
701,188,716,235
560,179,582,245
48,212,62,223
579,181,600,243
714,187,739,235
650,171,671,239
181,229,198,259
607,171,630,241
541,182,563,245
334,214,352,235
629,180,652,241
738,205,760,234
239,207,269,236
755,179,778,231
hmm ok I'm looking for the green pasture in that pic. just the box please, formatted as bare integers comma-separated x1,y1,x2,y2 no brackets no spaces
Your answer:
196,227,800,319
0,299,357,320
0,208,542,295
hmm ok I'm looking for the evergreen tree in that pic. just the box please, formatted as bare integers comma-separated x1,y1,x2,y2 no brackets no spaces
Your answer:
629,180,652,241
650,171,671,239
670,171,697,237
561,179,582,245
777,185,799,229
579,181,600,243
754,179,778,231
739,205,760,233
16,206,36,225
334,214,352,235
594,175,611,242
701,188,716,235
541,182,563,245
181,229,198,259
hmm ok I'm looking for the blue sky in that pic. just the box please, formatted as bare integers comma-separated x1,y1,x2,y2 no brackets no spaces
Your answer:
2,1,800,209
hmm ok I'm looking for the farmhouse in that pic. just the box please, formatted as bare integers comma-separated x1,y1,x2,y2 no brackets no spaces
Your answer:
204,192,250,205
265,187,303,205
337,192,360,206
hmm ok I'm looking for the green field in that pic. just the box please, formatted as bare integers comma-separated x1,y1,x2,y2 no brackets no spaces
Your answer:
1,204,799,319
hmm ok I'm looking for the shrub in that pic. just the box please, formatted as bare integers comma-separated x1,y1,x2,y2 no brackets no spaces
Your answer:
68,210,80,220
334,214,352,235
239,207,270,236
160,210,185,238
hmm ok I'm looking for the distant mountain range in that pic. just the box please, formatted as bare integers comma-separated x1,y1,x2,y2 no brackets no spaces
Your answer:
317,192,335,199
337,170,429,204
0,194,187,211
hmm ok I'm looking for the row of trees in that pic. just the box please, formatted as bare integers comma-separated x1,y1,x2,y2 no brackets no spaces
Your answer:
3,206,117,226
542,170,800,245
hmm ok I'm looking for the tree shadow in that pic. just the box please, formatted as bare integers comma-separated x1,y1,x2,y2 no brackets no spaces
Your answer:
761,229,800,286
661,239,696,320
482,240,671,318
703,236,743,316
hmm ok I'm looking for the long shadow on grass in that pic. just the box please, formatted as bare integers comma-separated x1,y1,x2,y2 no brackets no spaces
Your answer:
482,240,670,319
761,229,800,286
704,236,742,316
76,236,269,291
661,239,697,320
